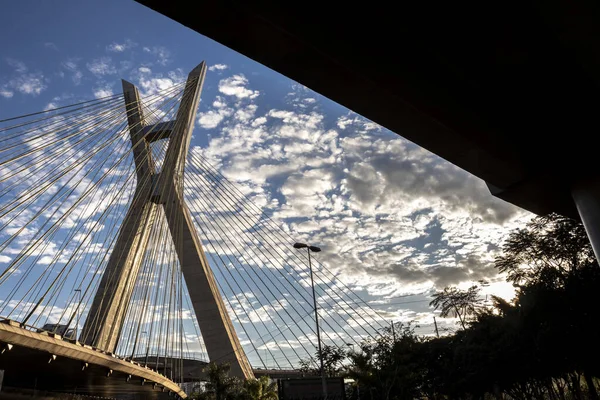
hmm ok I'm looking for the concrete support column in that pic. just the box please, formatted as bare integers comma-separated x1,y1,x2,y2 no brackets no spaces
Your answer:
82,62,253,378
572,178,600,262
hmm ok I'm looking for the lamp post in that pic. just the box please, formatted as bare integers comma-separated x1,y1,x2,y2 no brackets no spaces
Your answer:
293,242,326,399
74,288,81,341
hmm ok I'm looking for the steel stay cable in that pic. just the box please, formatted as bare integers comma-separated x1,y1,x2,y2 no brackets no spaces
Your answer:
0,84,177,140
0,103,129,214
183,167,346,340
184,167,364,348
76,80,191,340
0,83,183,172
123,216,163,358
0,88,178,190
187,151,388,323
34,154,138,330
142,216,171,365
0,92,122,125
0,123,133,307
183,174,310,367
0,109,132,247
0,96,123,145
182,172,297,367
16,83,187,327
182,287,208,360
21,122,159,326
31,83,188,342
188,152,388,333
94,80,193,354
0,102,129,167
0,114,131,278
22,156,132,326
177,181,274,368
186,154,380,333
0,103,127,190
52,159,139,332
32,125,140,327
203,302,325,367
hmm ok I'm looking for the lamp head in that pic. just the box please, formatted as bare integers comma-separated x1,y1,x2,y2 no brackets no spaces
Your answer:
293,242,308,249
308,246,321,253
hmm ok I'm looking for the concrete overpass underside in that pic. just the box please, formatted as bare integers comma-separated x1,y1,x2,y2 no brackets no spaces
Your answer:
0,320,186,399
135,0,600,261
135,0,600,220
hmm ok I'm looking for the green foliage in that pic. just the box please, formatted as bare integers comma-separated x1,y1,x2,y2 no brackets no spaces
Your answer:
190,363,278,400
243,376,278,400
299,344,348,377
346,323,424,400
193,214,600,400
342,213,600,399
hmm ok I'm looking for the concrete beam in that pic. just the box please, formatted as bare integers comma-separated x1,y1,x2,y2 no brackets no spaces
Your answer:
83,62,253,378
155,62,254,378
81,81,159,352
0,321,186,398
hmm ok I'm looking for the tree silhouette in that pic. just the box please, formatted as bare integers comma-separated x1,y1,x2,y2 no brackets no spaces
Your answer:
342,213,600,399
299,344,347,377
192,362,242,400
429,285,481,329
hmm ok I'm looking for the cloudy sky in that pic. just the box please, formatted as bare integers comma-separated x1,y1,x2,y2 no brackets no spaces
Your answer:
0,1,533,366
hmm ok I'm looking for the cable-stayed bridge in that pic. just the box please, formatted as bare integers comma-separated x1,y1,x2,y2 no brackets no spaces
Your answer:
0,62,388,399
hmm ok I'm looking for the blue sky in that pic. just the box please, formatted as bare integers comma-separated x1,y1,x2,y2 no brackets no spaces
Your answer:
0,1,533,368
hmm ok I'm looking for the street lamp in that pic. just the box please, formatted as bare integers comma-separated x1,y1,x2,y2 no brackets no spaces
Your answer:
293,242,326,399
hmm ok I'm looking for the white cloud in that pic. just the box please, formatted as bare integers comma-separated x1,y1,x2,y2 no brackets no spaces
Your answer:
198,110,229,129
194,78,531,309
134,67,185,97
108,43,126,52
209,64,229,72
6,58,27,73
3,73,47,96
62,59,83,85
218,74,259,99
0,88,13,98
93,84,114,99
0,255,11,263
86,57,116,76
1,59,47,96
44,42,58,51
142,46,170,65
106,40,135,53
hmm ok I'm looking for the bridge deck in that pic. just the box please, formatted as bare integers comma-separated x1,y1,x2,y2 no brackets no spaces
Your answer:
0,320,186,399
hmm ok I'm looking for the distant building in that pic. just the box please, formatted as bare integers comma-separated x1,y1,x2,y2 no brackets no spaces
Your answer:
37,323,75,338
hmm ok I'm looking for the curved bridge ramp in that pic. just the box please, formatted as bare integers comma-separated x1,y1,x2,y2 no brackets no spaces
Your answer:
0,320,186,399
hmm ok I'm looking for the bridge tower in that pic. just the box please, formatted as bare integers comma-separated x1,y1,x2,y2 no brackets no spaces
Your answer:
80,62,254,379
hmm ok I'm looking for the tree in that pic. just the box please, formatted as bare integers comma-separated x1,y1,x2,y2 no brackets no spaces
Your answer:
342,213,600,400
192,362,243,400
243,376,278,400
429,285,482,329
345,323,424,400
495,213,594,287
299,344,348,377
